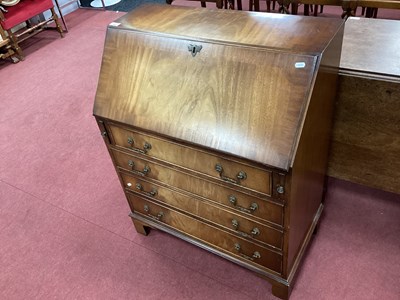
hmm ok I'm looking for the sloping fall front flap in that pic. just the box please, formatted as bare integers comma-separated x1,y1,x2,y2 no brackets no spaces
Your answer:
93,27,318,171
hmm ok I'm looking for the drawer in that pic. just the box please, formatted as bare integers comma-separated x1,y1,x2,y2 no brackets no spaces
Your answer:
121,174,283,249
111,148,284,226
129,194,283,274
108,123,272,196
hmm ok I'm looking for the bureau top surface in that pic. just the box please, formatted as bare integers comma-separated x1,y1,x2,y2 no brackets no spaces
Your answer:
111,4,343,54
340,17,400,79
94,5,344,171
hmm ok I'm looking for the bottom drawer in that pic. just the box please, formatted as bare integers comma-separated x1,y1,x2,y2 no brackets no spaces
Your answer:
128,194,283,275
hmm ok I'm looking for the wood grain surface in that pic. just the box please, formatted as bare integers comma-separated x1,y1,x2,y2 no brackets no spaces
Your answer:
111,148,284,224
121,174,284,248
94,5,345,170
114,4,344,53
94,28,317,170
107,123,273,195
328,17,400,194
129,194,283,274
93,6,345,299
120,173,283,228
340,17,400,78
329,75,400,194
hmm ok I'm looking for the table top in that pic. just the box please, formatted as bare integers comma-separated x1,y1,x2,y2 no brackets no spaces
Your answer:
340,17,400,80
113,4,344,54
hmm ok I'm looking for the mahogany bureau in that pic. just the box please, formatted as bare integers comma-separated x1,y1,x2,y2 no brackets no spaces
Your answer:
93,5,344,299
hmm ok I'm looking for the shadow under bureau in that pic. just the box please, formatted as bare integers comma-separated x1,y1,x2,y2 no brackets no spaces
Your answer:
93,5,344,299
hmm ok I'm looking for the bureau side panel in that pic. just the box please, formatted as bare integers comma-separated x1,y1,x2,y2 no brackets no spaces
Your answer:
285,25,344,276
328,75,400,194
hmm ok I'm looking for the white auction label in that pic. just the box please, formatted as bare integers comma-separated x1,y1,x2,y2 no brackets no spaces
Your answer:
295,62,306,68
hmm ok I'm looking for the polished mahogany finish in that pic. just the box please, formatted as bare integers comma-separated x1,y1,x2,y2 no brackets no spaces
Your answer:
93,5,344,299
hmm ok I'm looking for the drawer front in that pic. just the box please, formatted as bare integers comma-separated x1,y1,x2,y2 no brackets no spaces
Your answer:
108,123,272,196
112,149,284,226
129,194,283,274
121,174,283,249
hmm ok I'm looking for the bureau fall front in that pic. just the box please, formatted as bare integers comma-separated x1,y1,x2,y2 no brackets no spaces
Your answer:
93,5,344,299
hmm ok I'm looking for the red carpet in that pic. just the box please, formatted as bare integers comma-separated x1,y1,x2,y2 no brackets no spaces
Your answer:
1,7,399,300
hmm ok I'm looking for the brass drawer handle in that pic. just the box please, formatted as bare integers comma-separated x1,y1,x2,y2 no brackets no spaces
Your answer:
215,163,247,185
127,137,152,154
231,219,260,238
143,204,164,221
228,195,258,214
234,243,261,261
135,183,157,197
128,160,151,176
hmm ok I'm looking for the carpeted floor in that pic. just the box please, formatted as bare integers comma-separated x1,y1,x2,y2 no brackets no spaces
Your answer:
0,7,399,300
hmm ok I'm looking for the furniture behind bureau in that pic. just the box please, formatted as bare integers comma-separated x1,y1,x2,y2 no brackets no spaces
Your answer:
93,5,344,299
328,17,400,195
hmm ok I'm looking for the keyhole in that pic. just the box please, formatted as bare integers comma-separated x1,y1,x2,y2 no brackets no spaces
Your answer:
188,44,202,57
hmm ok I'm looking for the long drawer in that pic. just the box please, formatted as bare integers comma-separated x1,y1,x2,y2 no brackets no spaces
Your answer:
111,148,284,226
107,123,272,196
128,194,283,274
121,173,283,249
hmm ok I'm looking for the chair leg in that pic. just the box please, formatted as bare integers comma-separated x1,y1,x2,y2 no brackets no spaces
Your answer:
10,55,20,63
7,29,24,61
304,4,310,15
0,41,19,63
373,8,378,18
365,7,379,17
266,0,271,11
291,2,298,14
53,0,68,32
51,8,64,38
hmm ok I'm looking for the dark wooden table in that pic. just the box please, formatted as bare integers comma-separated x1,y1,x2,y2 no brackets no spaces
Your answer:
328,17,400,194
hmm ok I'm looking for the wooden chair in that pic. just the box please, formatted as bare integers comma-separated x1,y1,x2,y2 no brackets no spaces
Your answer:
0,16,17,62
358,0,400,18
239,0,277,12
166,0,225,8
0,0,64,62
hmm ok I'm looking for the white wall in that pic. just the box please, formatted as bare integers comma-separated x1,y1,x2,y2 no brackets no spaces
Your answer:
43,0,80,19
56,0,80,15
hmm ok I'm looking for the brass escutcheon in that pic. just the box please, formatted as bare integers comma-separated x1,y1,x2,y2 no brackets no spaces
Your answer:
187,44,202,57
